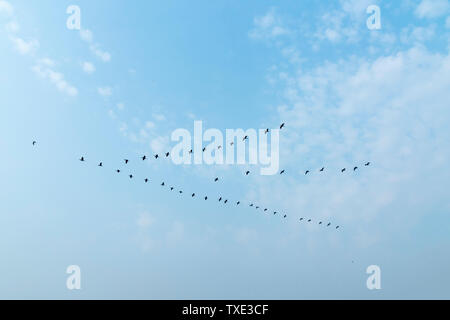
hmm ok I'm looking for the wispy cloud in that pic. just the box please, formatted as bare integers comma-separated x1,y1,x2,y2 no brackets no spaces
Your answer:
32,59,78,96
79,28,112,62
98,86,113,97
81,61,95,74
415,0,450,19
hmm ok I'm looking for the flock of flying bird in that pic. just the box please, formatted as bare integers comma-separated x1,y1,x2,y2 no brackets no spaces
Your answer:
32,123,372,231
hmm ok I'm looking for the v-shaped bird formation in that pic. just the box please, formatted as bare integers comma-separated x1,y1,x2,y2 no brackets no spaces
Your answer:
31,123,372,232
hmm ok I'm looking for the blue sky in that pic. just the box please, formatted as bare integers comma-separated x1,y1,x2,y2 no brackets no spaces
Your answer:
1,0,450,299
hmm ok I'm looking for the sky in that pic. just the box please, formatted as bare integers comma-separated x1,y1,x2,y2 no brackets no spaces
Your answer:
0,0,449,299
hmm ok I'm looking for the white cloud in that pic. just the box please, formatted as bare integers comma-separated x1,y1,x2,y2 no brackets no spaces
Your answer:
98,86,113,97
90,44,111,62
117,102,125,110
32,61,78,97
5,20,19,33
10,36,39,55
249,8,289,40
0,0,13,17
415,0,450,19
79,29,93,43
261,46,450,245
150,136,169,154
153,113,166,122
81,61,95,74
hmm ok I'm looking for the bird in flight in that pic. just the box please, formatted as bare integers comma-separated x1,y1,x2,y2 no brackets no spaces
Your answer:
365,162,371,166
218,145,222,150
214,177,219,182
300,218,304,221
280,123,285,130
320,167,325,172
32,141,37,146
219,197,222,202
179,191,183,194
319,221,322,225
129,175,133,179
202,147,206,152
154,154,159,159
255,206,259,209
161,182,165,186
336,226,340,229
124,159,129,164
170,187,174,191
189,149,193,154
165,152,170,157
341,168,346,173
264,208,268,212
80,157,85,162
308,219,311,222
98,162,103,167
144,178,149,183
283,215,287,218
264,129,269,134
230,142,234,146
354,166,358,171
204,196,208,200
224,200,228,204
192,193,195,197
250,203,254,207
243,135,248,141
236,201,240,205
280,170,285,175
327,223,331,227
274,211,277,215
245,171,250,176
305,170,310,175
116,169,121,173
142,155,147,161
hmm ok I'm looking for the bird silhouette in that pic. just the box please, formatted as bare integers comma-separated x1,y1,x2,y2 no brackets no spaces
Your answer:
243,135,248,141
170,187,174,191
80,157,85,162
142,155,147,161
264,208,268,212
32,141,37,146
236,201,240,205
124,159,129,164
320,167,325,172
319,221,322,225
204,196,208,200
224,200,228,204
274,211,277,215
245,171,250,175
144,178,149,183
308,219,311,222
327,223,331,227
218,146,222,150
264,128,269,134
365,162,371,166
300,218,304,221
336,226,340,229
250,204,254,207
305,170,310,175
280,170,285,175
116,169,121,173
255,206,259,209
189,149,193,154
341,168,346,173
202,147,206,152
179,191,183,194
161,182,165,186
280,123,285,129
192,193,195,197
165,152,170,157
230,142,234,146
129,175,133,179
219,197,222,202
214,177,219,182
98,162,103,167
283,215,287,218
154,154,159,159
354,166,358,171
